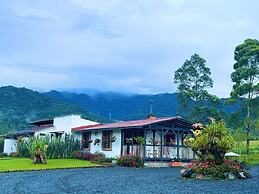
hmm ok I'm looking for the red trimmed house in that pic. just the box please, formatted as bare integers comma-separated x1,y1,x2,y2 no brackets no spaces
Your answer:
72,115,195,162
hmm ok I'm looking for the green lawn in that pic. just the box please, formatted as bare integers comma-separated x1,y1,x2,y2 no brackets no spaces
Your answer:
233,140,259,165
0,158,102,172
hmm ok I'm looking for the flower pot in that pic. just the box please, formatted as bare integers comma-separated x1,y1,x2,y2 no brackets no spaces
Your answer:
169,162,183,167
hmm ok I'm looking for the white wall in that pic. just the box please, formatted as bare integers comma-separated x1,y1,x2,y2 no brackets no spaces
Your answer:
34,126,55,137
3,139,17,154
33,115,99,138
89,129,121,158
54,115,99,136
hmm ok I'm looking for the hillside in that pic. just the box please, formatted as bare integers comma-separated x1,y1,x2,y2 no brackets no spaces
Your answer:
44,90,241,121
0,86,104,134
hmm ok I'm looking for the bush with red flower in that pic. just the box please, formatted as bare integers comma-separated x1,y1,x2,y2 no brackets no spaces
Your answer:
116,154,144,168
74,151,111,164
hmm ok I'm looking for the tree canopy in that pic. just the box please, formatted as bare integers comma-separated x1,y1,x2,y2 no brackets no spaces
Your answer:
174,54,221,123
174,53,213,102
230,38,259,153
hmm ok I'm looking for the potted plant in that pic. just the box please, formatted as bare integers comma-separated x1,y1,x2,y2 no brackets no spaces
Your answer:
125,138,132,144
169,157,182,167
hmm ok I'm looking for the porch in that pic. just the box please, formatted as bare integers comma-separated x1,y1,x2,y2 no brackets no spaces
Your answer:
120,118,195,162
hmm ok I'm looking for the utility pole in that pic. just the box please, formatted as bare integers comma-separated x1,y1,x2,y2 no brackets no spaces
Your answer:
150,100,154,115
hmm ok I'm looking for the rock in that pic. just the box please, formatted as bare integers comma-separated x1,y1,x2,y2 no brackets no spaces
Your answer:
180,169,186,175
182,169,193,178
243,171,252,178
196,174,204,180
237,172,246,179
228,173,235,180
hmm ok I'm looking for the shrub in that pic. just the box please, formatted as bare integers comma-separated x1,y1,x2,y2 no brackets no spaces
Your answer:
16,135,81,159
0,153,8,158
0,137,4,153
82,153,95,160
187,159,243,179
116,154,144,168
74,151,111,164
17,138,31,157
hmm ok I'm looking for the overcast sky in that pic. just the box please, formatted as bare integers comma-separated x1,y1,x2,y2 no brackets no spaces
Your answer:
0,0,258,97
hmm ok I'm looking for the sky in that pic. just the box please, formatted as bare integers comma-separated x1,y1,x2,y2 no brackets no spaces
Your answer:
0,0,258,97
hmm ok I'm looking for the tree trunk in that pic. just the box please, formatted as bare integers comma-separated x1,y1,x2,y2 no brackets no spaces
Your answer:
246,104,250,154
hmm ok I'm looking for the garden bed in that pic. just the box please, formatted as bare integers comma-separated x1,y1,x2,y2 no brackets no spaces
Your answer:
0,158,110,173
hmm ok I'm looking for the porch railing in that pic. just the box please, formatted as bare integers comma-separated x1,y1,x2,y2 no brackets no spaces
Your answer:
122,145,194,160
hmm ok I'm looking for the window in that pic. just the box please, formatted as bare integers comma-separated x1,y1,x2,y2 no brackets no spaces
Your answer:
82,132,91,150
164,132,176,146
123,130,144,145
102,130,112,150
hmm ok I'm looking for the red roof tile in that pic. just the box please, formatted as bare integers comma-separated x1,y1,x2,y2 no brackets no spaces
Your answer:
72,117,180,131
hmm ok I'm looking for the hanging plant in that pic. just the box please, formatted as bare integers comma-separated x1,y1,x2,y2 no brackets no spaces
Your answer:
94,138,101,145
111,136,116,142
88,140,93,144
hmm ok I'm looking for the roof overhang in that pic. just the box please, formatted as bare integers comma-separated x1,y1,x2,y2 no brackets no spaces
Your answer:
72,117,193,132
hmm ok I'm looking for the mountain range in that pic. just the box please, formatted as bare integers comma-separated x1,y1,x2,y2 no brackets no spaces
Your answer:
43,90,240,121
0,86,247,135
0,86,104,134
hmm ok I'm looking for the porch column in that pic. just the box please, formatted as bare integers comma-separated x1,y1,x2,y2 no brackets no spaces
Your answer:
177,129,180,160
143,128,146,161
160,129,163,161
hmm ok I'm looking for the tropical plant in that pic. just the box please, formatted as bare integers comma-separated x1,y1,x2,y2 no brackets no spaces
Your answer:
16,135,81,160
26,138,48,164
134,136,145,157
185,118,235,164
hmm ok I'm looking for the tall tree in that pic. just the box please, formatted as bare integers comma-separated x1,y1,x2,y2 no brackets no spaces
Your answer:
230,38,259,153
174,54,220,122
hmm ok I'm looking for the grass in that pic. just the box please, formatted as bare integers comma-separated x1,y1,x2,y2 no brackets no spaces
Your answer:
0,158,104,173
232,140,259,166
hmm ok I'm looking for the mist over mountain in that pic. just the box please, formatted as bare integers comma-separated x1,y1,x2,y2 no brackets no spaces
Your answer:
44,90,240,121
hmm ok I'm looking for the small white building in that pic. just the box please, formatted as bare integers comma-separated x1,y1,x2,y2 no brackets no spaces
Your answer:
3,115,99,154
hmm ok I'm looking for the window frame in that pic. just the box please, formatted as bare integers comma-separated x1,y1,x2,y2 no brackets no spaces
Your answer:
102,130,113,151
82,131,91,150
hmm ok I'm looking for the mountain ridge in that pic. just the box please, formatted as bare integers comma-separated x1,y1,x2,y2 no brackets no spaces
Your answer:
0,86,106,134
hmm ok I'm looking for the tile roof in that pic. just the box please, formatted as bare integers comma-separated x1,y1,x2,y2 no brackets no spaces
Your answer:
7,125,54,137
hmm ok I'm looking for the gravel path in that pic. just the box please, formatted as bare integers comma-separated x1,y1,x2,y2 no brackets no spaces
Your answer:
0,166,258,194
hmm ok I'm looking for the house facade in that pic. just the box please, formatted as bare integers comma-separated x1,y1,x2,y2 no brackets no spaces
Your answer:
3,115,99,154
72,116,195,162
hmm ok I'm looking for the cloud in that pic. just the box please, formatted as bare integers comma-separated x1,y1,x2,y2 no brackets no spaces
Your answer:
0,0,258,96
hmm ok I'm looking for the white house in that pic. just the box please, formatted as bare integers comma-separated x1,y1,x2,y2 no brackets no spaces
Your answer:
3,115,99,154
4,114,195,162
72,115,195,162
